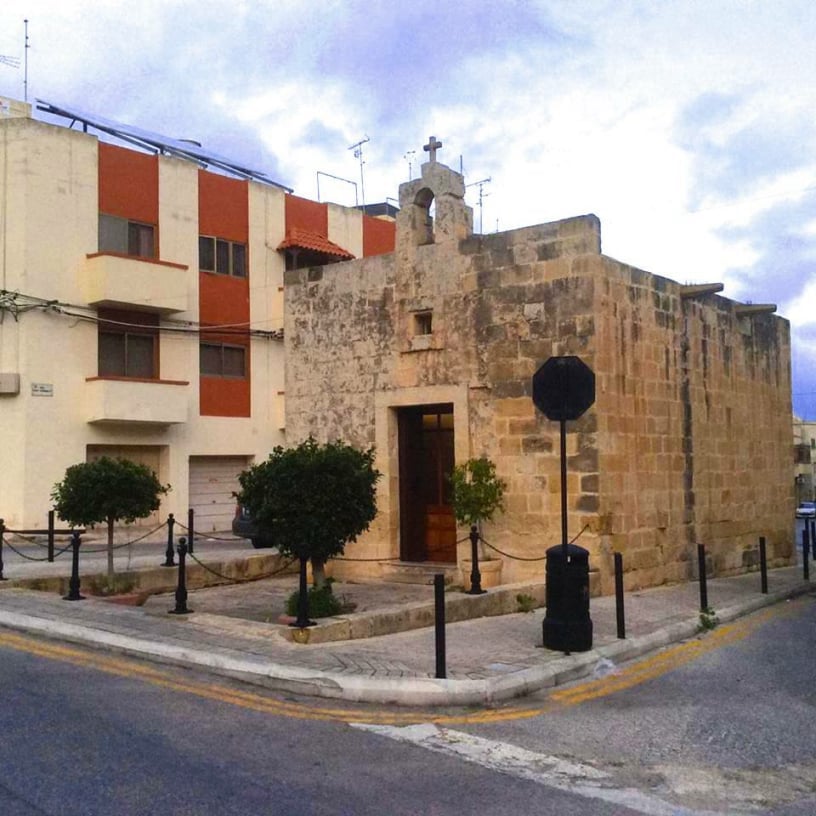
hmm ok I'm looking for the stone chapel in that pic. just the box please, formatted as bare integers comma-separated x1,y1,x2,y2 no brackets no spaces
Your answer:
283,138,794,594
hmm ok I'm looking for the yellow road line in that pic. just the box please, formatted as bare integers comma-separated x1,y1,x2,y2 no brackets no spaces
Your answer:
550,604,790,707
0,599,799,724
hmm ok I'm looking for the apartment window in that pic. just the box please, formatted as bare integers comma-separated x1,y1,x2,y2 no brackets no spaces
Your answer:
98,311,159,378
199,236,247,277
200,342,247,377
99,214,156,259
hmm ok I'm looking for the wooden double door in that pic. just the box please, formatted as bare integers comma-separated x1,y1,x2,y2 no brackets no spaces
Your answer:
398,404,457,563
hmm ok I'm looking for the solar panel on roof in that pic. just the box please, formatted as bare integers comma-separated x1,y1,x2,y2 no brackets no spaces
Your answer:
36,99,292,192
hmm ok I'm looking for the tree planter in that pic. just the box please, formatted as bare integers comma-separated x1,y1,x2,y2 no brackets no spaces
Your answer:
460,558,503,591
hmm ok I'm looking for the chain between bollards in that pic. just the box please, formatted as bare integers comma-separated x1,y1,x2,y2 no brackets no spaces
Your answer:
62,531,85,601
169,537,192,615
434,573,446,679
697,543,708,611
163,513,176,567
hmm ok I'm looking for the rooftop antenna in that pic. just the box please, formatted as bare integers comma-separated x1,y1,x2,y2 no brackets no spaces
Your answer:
348,135,369,208
466,177,492,234
404,150,416,180
0,55,20,69
316,170,358,206
24,19,29,101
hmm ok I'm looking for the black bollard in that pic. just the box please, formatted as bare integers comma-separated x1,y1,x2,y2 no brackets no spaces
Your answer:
759,536,768,594
434,573,446,679
163,513,176,567
811,519,816,562
290,557,316,629
62,531,85,601
614,552,625,639
187,508,195,555
47,509,55,563
803,528,810,582
169,537,192,614
467,524,486,595
697,543,708,611
0,518,6,581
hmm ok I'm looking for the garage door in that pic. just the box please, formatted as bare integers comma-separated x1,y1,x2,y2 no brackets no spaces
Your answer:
189,456,251,534
86,445,164,527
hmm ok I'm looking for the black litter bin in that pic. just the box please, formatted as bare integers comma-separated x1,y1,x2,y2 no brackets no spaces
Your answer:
543,543,593,652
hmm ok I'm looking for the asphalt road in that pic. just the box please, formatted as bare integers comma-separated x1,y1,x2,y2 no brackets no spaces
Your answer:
0,592,814,815
0,637,640,816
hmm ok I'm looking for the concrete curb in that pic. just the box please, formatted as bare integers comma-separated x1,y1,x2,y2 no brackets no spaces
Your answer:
0,581,809,706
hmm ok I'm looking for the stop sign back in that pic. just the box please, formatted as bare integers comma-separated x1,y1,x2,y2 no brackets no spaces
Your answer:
532,356,595,421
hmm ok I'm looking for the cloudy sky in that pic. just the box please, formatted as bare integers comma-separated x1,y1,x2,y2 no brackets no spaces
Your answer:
2,1,815,416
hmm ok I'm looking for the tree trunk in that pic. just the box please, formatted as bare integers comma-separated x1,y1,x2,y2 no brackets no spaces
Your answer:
107,517,115,579
311,557,327,588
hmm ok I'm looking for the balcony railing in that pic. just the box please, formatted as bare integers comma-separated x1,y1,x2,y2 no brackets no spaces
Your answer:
81,253,189,313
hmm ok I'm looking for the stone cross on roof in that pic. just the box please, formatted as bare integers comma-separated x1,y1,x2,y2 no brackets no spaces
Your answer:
423,135,442,163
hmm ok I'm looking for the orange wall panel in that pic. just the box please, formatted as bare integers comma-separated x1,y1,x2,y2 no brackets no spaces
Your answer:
98,143,158,224
198,171,248,241
198,273,250,325
363,216,396,257
285,194,328,235
200,376,251,417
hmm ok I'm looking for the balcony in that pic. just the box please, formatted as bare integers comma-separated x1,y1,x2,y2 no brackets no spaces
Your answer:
85,377,189,426
81,253,189,313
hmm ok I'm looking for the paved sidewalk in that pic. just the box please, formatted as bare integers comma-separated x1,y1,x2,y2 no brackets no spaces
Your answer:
0,533,811,706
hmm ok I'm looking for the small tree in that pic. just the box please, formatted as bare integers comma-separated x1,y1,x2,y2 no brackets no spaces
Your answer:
449,456,507,533
52,457,169,579
237,437,380,626
449,457,507,594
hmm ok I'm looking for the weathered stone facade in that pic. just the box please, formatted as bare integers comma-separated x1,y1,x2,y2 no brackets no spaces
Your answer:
284,155,794,592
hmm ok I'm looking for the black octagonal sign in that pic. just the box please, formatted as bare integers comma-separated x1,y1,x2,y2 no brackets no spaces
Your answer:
532,356,595,421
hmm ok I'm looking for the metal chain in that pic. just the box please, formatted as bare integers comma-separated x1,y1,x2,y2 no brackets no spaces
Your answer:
173,521,245,544
1,536,63,562
186,550,296,583
480,524,590,562
79,521,169,553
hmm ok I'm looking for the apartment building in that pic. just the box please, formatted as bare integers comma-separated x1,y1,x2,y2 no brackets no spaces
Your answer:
0,97,394,532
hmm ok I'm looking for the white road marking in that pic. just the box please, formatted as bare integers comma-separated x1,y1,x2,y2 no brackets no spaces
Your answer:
352,723,736,816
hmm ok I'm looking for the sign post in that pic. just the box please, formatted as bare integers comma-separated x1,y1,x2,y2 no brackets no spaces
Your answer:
532,355,596,653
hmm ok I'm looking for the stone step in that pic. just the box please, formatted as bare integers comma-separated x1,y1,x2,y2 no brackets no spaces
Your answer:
379,561,461,585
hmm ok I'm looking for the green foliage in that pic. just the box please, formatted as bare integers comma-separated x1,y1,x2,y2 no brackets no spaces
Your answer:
448,457,507,527
698,607,719,632
237,437,380,566
51,457,169,528
516,593,536,613
285,581,355,619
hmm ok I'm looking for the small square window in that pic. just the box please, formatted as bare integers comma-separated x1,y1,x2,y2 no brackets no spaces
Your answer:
414,311,433,336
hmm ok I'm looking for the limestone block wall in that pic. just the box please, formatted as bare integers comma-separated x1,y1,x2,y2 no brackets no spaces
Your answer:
284,210,794,591
590,259,793,592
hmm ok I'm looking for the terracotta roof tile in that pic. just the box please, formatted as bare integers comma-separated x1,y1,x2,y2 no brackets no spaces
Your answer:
277,227,354,259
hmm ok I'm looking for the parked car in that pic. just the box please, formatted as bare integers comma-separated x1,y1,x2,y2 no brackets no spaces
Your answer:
795,501,816,519
232,504,275,549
